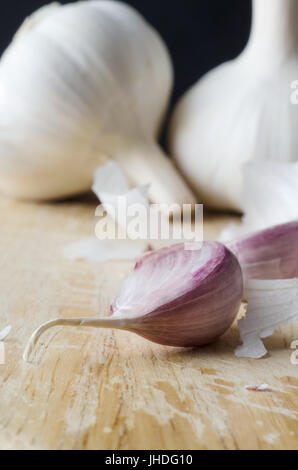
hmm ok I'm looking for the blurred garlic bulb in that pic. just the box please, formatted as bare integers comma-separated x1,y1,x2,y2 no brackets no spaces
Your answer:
0,1,195,206
169,0,298,211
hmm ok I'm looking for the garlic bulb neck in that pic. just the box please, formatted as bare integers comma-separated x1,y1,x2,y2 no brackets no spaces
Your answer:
113,141,196,207
23,242,243,362
247,0,298,65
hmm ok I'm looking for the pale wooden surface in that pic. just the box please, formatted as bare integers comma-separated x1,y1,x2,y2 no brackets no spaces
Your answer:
0,194,297,450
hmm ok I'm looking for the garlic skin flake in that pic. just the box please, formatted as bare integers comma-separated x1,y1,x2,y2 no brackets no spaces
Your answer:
169,0,298,211
92,160,150,230
0,1,195,207
236,279,298,359
24,242,243,361
225,221,298,358
63,161,151,263
109,242,242,347
220,161,298,242
244,384,271,392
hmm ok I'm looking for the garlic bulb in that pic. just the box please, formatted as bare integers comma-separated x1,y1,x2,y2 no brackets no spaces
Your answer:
0,1,195,207
169,0,298,211
23,242,243,361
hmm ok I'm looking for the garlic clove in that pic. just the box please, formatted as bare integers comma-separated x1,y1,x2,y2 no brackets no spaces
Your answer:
111,242,243,347
169,0,298,211
244,384,271,392
24,242,243,361
0,1,195,208
226,221,298,281
235,278,298,359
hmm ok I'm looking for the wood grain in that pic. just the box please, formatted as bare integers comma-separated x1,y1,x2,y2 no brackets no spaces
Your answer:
0,194,297,450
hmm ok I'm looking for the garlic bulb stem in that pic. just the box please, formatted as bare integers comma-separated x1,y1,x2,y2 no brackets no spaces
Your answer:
169,0,298,211
23,315,129,363
247,0,298,64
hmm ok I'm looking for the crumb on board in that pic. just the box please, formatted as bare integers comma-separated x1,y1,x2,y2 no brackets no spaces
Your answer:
103,427,112,434
244,384,272,392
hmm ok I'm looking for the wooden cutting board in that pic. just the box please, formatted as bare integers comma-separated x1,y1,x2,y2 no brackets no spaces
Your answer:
0,194,297,450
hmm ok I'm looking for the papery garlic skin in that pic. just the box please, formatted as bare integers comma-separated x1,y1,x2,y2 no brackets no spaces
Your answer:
169,0,298,211
236,278,298,359
0,1,195,207
227,221,298,281
23,242,243,361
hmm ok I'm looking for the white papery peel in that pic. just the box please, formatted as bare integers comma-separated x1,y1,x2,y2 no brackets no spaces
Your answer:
220,161,298,241
63,161,150,263
0,325,11,341
236,279,298,358
218,162,298,359
92,160,150,232
24,241,243,361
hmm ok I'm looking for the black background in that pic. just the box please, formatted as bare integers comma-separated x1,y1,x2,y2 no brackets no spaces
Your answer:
0,0,252,105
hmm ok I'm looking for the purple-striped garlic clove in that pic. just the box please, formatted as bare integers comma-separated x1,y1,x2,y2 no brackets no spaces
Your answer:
23,242,243,361
110,242,243,347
